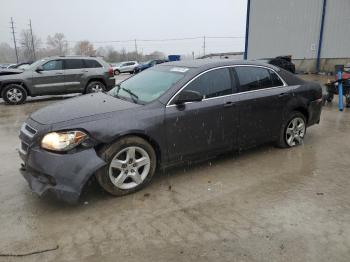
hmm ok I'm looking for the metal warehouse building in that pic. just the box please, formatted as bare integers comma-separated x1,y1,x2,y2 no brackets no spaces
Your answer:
244,0,350,72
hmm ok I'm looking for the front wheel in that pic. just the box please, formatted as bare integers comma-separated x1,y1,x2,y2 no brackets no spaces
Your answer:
277,111,306,148
96,136,157,196
2,84,27,105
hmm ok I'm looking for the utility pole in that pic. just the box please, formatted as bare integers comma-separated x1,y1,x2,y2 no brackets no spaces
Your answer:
10,17,19,63
134,39,138,60
29,19,36,60
202,36,206,56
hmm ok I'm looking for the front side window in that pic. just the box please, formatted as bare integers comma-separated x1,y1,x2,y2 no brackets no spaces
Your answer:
182,68,232,99
235,66,278,92
64,59,84,70
42,60,63,71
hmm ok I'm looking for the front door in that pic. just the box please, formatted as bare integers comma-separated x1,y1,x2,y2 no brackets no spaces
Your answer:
31,59,65,95
165,67,239,163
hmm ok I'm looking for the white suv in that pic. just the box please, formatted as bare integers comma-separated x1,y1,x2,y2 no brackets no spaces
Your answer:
112,61,139,75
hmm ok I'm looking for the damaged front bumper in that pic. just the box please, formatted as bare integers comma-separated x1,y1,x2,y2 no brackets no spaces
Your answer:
19,147,106,203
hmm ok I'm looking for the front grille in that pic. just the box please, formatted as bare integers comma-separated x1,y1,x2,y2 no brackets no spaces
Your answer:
21,123,37,138
20,141,29,155
25,124,37,136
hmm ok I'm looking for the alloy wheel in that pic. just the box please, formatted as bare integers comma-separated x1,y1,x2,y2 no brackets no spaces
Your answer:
91,84,103,92
108,146,151,190
285,117,306,146
6,88,23,103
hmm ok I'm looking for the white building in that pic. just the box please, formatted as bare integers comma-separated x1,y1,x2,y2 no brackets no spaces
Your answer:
244,0,350,72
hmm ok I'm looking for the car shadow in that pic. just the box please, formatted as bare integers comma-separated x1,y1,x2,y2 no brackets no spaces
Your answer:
0,94,80,105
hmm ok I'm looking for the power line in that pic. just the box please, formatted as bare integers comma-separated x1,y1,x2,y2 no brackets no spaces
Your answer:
9,17,19,63
67,36,244,44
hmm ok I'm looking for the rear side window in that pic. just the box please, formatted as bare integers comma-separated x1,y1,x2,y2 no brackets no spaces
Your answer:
64,59,84,69
42,60,62,71
235,66,282,92
183,68,233,99
84,59,102,68
270,71,284,86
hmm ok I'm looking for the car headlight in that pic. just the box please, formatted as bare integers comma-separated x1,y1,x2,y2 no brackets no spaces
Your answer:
41,131,87,151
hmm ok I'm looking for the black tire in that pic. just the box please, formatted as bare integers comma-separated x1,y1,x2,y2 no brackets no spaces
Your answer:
326,93,334,103
114,69,120,76
96,136,157,196
85,81,106,94
346,95,350,108
1,84,27,105
276,111,307,148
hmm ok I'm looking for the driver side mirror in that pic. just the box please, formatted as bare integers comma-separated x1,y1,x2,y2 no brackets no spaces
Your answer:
174,90,203,105
36,65,44,72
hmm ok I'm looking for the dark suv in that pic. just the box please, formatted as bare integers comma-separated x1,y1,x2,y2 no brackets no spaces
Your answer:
0,56,115,105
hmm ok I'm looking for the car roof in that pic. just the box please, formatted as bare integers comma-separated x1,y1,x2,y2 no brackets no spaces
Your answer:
160,59,280,71
41,56,102,60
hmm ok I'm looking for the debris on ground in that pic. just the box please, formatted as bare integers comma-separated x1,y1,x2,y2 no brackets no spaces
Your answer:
0,245,59,257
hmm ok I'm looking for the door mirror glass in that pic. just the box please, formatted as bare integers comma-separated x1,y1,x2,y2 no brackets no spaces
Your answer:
36,65,44,72
174,90,203,104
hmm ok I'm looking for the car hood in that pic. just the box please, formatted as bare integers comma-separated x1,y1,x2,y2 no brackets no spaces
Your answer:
30,93,140,125
0,69,24,75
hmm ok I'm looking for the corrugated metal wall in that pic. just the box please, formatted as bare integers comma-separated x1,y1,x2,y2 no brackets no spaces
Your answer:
247,0,350,60
321,0,350,58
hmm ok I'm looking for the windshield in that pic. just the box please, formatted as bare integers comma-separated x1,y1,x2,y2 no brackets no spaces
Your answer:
109,67,187,103
26,59,46,70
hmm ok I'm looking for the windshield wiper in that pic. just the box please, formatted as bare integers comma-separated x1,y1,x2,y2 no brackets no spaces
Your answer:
122,88,139,103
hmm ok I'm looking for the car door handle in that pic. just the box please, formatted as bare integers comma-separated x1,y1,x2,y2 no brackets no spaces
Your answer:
82,70,89,72
279,93,290,98
224,101,236,108
55,72,63,75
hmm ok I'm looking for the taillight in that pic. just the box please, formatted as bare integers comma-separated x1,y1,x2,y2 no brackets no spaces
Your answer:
108,67,114,77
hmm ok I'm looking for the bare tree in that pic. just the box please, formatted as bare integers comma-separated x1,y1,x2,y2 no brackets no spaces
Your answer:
144,51,165,60
96,46,107,57
0,42,16,63
74,41,96,56
104,46,119,62
19,29,41,61
47,33,68,56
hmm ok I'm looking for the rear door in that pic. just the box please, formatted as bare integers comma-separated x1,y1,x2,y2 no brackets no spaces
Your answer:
165,67,239,163
233,66,290,149
124,62,136,72
31,59,65,95
63,59,86,93
119,62,129,73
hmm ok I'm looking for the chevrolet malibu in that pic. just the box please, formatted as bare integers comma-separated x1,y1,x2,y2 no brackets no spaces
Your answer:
19,60,323,203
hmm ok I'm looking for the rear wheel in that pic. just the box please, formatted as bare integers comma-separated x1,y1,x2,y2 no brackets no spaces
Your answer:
114,69,120,75
85,81,106,93
2,84,27,105
346,94,350,108
96,136,157,196
326,93,334,102
277,111,306,148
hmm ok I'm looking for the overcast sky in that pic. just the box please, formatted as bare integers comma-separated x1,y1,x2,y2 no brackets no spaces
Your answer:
0,0,247,56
